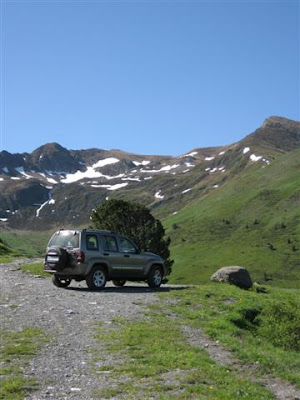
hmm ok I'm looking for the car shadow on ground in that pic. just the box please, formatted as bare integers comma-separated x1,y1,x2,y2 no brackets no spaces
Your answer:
66,284,192,294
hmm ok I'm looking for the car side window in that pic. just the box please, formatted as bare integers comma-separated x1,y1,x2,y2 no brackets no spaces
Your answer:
101,236,118,252
86,234,98,251
119,237,137,253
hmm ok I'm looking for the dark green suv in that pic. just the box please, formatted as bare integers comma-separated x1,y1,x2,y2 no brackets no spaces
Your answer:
44,229,165,290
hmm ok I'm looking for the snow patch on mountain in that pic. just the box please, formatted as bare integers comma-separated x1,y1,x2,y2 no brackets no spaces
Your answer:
93,158,120,168
243,147,250,154
90,182,128,191
250,154,262,162
46,177,58,184
155,190,164,199
132,160,150,166
15,167,33,179
121,177,141,182
36,201,49,217
61,158,123,183
182,188,191,194
141,164,179,173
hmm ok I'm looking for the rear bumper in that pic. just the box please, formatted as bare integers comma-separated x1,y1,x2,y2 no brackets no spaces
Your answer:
44,263,89,276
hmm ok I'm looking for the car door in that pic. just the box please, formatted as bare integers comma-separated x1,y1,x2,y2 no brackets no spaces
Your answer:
99,235,124,277
117,237,147,278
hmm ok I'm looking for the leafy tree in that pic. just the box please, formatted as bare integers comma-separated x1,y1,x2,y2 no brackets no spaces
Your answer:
90,199,173,276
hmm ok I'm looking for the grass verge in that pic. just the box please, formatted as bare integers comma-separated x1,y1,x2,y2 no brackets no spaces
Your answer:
20,262,48,277
0,327,48,399
159,284,300,387
93,308,275,399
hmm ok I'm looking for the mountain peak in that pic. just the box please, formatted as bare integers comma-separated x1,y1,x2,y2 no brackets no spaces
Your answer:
30,142,81,172
261,116,300,130
32,142,68,155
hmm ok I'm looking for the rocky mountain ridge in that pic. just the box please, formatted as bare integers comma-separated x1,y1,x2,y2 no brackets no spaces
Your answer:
0,116,299,230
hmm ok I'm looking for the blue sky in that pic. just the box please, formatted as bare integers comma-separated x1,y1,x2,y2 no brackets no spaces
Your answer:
1,0,299,156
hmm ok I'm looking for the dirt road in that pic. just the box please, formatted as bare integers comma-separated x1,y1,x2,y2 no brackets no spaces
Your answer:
0,260,161,399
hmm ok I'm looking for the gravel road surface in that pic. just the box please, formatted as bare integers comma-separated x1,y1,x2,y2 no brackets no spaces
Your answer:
0,260,161,399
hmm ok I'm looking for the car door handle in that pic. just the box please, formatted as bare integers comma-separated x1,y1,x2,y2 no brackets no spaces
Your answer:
124,254,130,258
103,253,110,256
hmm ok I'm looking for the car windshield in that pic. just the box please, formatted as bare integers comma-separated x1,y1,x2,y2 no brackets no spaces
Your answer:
48,231,79,248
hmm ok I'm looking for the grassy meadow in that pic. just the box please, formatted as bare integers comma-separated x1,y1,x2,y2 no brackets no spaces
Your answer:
93,283,299,399
164,150,300,288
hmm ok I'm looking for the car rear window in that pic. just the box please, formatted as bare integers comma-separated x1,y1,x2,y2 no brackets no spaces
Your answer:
48,231,80,249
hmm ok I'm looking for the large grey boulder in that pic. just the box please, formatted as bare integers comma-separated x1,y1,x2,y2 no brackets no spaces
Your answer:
210,266,252,289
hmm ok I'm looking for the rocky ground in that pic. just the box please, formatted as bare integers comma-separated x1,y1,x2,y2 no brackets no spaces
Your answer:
1,260,299,400
0,260,160,399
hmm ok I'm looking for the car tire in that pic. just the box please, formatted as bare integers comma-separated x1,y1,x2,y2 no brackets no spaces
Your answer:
52,274,72,288
112,280,126,287
86,266,107,290
147,267,163,288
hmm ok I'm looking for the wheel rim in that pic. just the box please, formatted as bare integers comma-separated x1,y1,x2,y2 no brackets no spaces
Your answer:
154,270,162,285
93,270,105,287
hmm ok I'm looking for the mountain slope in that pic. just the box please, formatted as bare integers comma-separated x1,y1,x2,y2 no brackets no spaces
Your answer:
0,116,299,286
165,148,300,287
1,116,299,230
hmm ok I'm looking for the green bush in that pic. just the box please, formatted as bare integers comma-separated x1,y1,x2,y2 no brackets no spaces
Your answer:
256,301,300,351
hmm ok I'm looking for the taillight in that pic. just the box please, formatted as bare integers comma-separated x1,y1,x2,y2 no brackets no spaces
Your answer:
75,250,85,263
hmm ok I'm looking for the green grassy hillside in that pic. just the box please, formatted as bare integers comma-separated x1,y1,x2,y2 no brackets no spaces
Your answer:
165,149,300,288
0,237,15,262
1,230,53,258
0,238,12,255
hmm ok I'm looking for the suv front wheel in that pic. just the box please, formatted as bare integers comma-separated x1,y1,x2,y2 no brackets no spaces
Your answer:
86,266,107,290
147,267,163,288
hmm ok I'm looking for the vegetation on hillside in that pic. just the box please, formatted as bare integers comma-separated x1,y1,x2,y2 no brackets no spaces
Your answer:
0,230,52,262
0,238,12,255
0,238,15,263
165,149,300,287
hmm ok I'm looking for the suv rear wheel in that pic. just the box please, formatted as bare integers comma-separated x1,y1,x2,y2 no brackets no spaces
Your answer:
52,275,72,288
86,266,107,290
147,267,163,288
